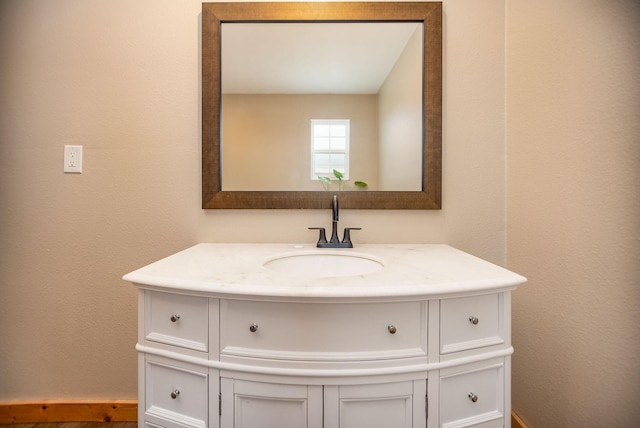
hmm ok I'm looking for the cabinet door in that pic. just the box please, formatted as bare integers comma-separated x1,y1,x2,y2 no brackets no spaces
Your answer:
440,294,504,355
144,290,209,353
220,378,322,428
324,380,427,428
439,359,505,428
144,356,209,428
220,300,426,361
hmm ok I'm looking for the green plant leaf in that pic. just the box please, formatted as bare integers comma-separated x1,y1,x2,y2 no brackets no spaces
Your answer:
332,169,344,180
354,181,368,188
318,176,331,190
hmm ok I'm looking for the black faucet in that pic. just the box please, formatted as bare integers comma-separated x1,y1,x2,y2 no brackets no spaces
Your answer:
309,195,361,248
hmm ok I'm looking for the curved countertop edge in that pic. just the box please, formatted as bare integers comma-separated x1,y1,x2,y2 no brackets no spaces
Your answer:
123,243,527,300
127,279,521,302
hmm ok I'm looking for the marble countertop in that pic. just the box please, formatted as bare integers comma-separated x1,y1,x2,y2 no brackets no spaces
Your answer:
123,244,526,300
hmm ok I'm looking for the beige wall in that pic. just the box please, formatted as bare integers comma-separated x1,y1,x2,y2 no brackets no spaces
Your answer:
506,0,640,426
1,0,506,403
222,94,379,190
378,24,423,191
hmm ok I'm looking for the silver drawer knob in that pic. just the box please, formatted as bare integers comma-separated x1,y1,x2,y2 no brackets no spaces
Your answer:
468,392,478,403
249,323,258,333
170,314,181,323
171,389,181,399
469,316,479,325
387,325,397,334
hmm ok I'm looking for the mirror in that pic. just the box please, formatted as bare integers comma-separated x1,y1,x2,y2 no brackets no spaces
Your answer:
221,22,423,192
203,2,442,209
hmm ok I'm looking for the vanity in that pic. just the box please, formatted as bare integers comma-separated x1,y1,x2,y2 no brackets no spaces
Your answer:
124,244,525,428
129,1,517,426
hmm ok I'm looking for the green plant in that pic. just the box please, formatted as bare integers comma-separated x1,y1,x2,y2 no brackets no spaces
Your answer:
318,170,367,191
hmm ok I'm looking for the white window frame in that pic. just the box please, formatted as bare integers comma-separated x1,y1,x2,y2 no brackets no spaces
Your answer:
310,119,350,181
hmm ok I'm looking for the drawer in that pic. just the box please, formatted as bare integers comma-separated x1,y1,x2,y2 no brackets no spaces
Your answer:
440,359,505,428
145,358,208,428
440,293,504,354
220,300,426,360
145,291,209,352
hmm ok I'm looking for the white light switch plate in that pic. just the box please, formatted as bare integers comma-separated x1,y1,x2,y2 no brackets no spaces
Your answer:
64,145,82,173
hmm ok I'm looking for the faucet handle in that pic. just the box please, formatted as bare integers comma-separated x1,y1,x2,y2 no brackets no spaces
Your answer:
341,227,361,247
308,227,327,245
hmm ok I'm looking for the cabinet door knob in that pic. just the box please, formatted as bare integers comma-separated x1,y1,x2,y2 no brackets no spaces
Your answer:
249,323,259,333
171,389,181,399
468,392,478,403
387,325,397,334
468,316,479,325
170,314,181,323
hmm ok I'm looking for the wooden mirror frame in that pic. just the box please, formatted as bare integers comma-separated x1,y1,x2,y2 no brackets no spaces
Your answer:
202,2,442,209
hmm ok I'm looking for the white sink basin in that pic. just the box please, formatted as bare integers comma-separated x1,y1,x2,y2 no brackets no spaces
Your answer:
263,251,384,278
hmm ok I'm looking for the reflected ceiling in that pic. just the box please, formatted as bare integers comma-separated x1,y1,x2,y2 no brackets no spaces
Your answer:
222,23,420,94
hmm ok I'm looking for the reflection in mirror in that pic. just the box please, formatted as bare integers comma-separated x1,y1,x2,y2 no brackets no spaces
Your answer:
202,2,442,209
221,23,423,192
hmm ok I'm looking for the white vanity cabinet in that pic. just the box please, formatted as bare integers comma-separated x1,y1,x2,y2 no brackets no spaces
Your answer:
220,379,323,428
325,381,426,428
219,300,427,366
217,300,428,428
137,291,218,428
436,294,510,428
125,244,526,428
219,378,425,428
